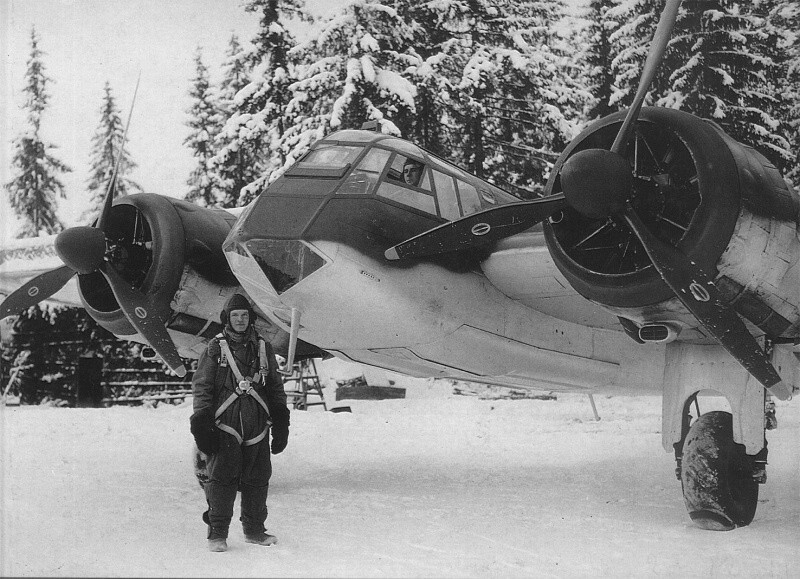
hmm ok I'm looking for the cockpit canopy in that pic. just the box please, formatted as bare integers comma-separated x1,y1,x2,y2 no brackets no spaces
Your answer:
283,130,517,220
224,129,523,281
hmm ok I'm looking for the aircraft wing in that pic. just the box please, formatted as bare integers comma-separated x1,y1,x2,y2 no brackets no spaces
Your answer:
0,235,82,308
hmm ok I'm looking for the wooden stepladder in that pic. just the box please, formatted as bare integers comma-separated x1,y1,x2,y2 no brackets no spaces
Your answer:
1,365,25,406
283,358,327,411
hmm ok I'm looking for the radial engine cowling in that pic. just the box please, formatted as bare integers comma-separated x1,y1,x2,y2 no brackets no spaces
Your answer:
543,107,800,340
77,194,238,348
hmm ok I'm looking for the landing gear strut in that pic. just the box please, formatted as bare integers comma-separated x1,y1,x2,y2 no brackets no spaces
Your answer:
678,411,761,531
661,342,784,530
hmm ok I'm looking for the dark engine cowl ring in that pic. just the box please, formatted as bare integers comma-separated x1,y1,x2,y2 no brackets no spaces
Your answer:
78,194,187,336
543,107,741,309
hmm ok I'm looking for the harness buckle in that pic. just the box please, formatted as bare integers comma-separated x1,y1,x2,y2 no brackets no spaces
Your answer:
237,379,253,395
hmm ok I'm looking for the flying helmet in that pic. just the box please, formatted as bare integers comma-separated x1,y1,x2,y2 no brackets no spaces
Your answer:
220,293,254,326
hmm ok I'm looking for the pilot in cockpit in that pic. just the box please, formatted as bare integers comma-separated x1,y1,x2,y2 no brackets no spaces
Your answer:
402,159,423,187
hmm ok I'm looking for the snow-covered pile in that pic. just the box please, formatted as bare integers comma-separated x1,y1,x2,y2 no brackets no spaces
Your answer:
2,391,798,577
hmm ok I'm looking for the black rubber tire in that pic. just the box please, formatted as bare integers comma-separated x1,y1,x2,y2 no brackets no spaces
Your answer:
680,411,759,530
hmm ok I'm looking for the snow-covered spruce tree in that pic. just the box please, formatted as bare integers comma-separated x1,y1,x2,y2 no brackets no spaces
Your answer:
507,0,590,196
184,48,224,206
769,0,799,185
5,305,86,405
212,34,255,208
219,34,251,106
5,27,71,237
84,81,143,220
388,1,457,157
281,1,418,172
611,1,791,170
214,0,307,207
655,0,790,170
425,0,504,182
608,0,673,110
580,0,623,120
411,0,582,198
402,59,448,157
7,305,57,405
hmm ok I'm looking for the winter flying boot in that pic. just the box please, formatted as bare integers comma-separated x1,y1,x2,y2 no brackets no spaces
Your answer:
207,521,229,552
244,532,277,546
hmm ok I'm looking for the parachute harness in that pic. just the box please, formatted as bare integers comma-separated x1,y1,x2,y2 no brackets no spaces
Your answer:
214,335,272,446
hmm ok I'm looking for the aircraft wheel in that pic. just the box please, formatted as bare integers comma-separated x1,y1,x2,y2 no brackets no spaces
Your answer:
680,411,759,530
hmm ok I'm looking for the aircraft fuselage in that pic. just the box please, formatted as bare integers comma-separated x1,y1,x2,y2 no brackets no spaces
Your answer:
223,129,666,393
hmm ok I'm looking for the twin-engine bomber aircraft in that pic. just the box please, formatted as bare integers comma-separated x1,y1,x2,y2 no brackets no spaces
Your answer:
2,0,798,531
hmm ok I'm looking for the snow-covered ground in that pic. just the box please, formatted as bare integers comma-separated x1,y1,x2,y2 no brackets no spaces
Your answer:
2,387,799,577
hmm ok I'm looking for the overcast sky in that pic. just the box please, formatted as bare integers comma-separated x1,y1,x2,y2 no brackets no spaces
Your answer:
1,0,341,243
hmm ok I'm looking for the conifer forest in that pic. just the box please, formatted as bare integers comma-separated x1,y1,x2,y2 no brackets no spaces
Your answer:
3,0,799,404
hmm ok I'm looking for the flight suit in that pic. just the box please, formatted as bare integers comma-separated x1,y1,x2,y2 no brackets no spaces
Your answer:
192,325,288,539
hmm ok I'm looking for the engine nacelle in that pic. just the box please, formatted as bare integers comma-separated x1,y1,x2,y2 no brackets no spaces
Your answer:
74,194,324,361
77,194,240,355
543,107,800,339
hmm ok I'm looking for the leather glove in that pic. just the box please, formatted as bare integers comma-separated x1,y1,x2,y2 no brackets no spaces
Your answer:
271,426,288,454
190,408,219,455
270,403,290,455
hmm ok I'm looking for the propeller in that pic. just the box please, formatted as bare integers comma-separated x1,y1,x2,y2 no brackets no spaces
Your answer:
385,0,792,400
0,76,187,377
385,194,566,260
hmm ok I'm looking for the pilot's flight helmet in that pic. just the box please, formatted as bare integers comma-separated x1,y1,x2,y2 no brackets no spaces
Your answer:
220,293,254,326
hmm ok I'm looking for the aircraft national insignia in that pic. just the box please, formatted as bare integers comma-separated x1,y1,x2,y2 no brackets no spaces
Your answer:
689,282,711,303
471,223,491,236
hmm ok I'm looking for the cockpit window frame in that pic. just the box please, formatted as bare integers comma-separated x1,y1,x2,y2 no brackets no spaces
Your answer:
383,152,430,191
298,135,519,221
333,147,392,196
331,144,441,218
284,144,365,179
310,129,520,203
374,151,439,218
431,170,461,221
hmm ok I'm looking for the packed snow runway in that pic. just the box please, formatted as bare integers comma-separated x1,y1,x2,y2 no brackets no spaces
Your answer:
2,388,799,577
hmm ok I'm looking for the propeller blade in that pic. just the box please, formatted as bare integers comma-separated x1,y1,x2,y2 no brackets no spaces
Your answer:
385,194,567,261
97,73,141,232
611,0,682,156
0,265,76,320
621,206,792,401
100,264,186,377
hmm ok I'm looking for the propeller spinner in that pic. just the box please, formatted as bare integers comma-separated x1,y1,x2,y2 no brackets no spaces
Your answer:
55,226,106,274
